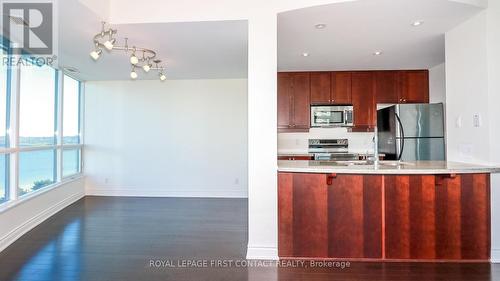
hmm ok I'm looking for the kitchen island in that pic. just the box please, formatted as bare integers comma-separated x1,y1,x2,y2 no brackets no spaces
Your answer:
278,160,500,262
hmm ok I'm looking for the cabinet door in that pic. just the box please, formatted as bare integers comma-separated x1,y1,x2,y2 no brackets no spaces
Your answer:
277,73,292,129
277,156,313,160
278,173,328,257
375,71,400,104
385,175,437,259
401,70,429,103
351,72,375,128
291,73,310,129
328,175,382,258
435,174,490,260
385,174,490,260
331,72,352,104
310,72,331,104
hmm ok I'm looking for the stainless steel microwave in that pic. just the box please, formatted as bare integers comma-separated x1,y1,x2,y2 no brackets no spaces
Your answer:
310,105,354,128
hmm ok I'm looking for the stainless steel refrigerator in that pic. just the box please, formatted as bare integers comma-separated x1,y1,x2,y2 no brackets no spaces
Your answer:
377,103,445,161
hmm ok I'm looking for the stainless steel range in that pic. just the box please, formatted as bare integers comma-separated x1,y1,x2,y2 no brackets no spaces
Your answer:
308,139,359,161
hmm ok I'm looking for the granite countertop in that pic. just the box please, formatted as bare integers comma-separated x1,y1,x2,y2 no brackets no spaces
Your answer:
278,160,500,175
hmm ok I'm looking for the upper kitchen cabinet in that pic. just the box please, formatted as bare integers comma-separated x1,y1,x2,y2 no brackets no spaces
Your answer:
375,71,401,104
310,72,352,105
400,70,429,103
375,70,429,104
351,72,375,131
331,72,352,104
278,72,311,132
310,72,331,104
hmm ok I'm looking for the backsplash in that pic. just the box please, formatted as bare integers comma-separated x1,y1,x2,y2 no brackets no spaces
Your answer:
278,128,375,154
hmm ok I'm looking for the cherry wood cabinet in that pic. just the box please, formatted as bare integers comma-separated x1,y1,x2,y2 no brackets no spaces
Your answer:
278,73,292,129
277,72,311,132
331,72,352,104
278,155,313,161
310,72,331,104
310,72,352,105
375,70,429,104
400,70,429,103
385,174,490,260
375,71,401,103
278,173,382,258
278,172,491,261
278,70,429,133
327,174,382,258
351,72,376,130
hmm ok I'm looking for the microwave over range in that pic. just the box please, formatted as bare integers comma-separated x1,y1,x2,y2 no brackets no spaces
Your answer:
310,105,354,128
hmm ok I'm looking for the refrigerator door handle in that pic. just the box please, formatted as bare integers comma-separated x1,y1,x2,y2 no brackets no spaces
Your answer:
395,113,405,160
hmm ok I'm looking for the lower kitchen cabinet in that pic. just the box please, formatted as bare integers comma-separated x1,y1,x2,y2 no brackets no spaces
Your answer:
278,155,313,161
327,175,382,258
278,173,382,258
385,174,490,260
278,172,491,261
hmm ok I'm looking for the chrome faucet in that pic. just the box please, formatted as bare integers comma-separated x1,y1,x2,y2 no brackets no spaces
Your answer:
372,126,380,166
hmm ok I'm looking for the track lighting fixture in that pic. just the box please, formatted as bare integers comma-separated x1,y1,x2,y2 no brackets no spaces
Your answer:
89,21,167,81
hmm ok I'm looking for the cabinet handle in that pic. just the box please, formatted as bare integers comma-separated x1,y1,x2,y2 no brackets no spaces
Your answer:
326,173,337,185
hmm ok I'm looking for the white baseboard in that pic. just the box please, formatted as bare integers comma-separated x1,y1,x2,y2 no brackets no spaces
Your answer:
492,249,500,263
246,246,279,260
0,192,85,253
85,187,248,198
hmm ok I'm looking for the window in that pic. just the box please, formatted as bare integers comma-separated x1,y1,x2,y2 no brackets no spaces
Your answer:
18,150,56,196
63,75,80,144
19,64,56,147
62,149,81,177
0,154,8,203
1,50,7,147
0,57,83,205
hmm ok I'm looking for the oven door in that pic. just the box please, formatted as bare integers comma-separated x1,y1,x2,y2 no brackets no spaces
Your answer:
311,106,348,127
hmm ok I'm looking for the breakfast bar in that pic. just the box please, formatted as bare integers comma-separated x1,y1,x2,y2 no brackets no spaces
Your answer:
278,160,500,262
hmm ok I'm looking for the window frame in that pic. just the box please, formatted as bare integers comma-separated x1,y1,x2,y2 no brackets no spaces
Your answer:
0,40,11,203
0,46,84,205
61,73,83,179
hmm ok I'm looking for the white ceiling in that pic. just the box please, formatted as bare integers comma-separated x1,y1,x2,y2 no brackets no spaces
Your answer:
9,0,483,80
57,0,248,81
278,0,483,71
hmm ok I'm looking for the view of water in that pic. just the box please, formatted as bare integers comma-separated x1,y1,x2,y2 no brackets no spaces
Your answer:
0,147,80,200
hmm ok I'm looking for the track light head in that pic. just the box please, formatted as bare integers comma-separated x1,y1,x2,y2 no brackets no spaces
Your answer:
90,49,102,60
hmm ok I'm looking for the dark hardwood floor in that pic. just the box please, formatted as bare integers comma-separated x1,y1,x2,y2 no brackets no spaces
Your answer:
0,196,498,281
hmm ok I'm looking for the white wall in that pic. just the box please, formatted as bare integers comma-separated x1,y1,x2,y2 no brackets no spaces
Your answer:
445,11,490,163
487,0,500,263
84,79,248,198
445,1,500,262
429,63,446,104
0,178,85,252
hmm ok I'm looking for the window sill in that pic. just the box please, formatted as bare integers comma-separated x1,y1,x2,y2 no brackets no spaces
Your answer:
0,174,85,214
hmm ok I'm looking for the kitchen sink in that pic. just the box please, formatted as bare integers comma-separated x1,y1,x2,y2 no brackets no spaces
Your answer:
333,160,373,166
378,161,415,167
332,160,415,167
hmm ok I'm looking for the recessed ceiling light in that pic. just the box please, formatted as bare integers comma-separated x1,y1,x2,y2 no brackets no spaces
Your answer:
412,21,424,27
314,23,327,29
373,51,382,56
302,52,309,57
